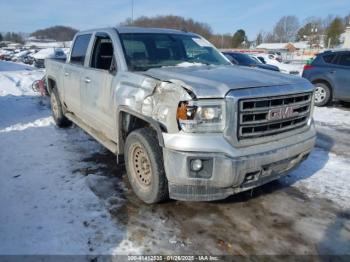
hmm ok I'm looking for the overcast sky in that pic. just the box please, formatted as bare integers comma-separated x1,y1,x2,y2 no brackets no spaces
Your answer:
0,0,349,38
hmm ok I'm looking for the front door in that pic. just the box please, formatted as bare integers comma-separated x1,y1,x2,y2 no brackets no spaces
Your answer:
80,33,117,141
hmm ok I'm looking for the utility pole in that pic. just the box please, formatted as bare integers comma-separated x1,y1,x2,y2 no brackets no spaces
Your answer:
131,0,134,24
310,26,318,50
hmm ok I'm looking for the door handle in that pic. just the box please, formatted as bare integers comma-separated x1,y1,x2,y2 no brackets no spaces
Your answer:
84,77,91,83
330,70,336,74
64,72,69,76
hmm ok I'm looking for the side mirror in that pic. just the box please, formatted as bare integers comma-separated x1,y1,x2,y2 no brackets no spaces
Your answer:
109,55,117,75
109,66,117,75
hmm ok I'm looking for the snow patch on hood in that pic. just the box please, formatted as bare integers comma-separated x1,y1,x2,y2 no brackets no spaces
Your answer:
175,62,207,67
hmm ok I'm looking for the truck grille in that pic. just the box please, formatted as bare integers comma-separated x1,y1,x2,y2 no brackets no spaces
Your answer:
238,93,312,139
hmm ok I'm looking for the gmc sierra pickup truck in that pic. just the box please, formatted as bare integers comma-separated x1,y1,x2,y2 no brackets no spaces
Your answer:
45,27,316,203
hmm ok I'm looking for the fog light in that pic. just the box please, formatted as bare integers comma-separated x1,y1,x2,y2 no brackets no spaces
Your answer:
191,159,203,171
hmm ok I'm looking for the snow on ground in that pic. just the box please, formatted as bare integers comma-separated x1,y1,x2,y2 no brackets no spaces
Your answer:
0,61,140,255
314,106,350,128
0,61,43,96
286,149,350,210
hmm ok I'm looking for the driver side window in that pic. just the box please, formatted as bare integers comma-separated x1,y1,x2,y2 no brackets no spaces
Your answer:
90,33,116,71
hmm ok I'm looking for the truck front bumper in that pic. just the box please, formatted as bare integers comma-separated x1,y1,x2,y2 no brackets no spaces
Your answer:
162,125,316,201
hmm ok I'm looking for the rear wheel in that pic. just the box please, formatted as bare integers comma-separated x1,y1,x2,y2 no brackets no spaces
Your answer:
125,128,168,204
50,88,71,127
313,82,331,106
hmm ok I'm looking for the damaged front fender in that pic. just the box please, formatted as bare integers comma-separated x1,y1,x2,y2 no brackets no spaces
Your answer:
115,73,193,141
141,80,192,133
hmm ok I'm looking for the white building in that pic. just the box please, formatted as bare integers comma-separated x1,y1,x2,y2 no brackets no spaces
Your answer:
256,42,309,52
343,24,350,49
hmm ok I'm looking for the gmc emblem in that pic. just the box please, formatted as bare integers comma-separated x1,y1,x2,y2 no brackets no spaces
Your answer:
267,106,299,121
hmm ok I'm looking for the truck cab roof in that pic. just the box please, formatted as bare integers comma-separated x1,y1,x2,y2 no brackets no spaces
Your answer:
77,26,198,36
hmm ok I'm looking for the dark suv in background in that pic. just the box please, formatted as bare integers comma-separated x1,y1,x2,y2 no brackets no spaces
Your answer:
302,50,350,106
222,51,280,72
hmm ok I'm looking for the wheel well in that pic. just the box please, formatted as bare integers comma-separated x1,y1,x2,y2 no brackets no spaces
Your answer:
312,79,333,97
118,111,166,153
121,112,150,139
47,78,56,94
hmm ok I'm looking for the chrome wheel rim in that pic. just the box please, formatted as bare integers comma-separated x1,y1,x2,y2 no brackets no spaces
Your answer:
314,86,326,103
130,144,152,189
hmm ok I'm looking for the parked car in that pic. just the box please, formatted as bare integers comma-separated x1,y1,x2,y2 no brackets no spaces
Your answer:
267,51,282,62
22,55,35,65
302,50,350,106
257,54,301,75
1,50,15,61
222,51,280,72
45,27,315,203
32,48,66,68
11,50,30,62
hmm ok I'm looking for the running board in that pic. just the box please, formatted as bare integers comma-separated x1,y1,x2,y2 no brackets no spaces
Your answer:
65,112,118,154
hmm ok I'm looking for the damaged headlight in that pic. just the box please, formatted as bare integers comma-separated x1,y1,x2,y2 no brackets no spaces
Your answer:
176,100,226,132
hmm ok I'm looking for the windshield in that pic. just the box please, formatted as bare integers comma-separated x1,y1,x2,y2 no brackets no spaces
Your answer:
119,33,230,71
226,53,258,65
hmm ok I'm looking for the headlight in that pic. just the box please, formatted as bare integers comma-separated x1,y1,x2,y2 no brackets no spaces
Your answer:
176,100,225,132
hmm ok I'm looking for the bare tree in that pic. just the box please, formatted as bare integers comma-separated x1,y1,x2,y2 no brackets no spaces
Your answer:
272,15,300,42
121,15,213,39
209,34,233,49
263,32,275,43
256,31,263,46
31,26,78,41
344,13,350,26
322,15,334,32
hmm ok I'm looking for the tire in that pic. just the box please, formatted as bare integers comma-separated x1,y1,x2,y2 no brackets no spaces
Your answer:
124,127,169,204
313,82,331,106
50,87,71,127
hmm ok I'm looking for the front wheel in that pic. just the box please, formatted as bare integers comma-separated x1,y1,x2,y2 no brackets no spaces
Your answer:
313,82,331,106
124,128,169,204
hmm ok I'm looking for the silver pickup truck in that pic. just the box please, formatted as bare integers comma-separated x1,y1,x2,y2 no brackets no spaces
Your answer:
45,27,316,203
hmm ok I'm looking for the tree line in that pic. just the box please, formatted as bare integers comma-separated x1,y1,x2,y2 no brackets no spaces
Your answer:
256,14,349,48
1,13,349,49
0,26,77,44
0,32,25,44
30,26,78,42
121,14,349,49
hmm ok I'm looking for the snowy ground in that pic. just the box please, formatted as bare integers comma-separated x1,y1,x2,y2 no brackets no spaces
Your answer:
0,60,349,257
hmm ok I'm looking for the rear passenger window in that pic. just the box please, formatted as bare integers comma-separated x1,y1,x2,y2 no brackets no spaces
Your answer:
90,34,115,71
338,54,350,67
322,54,336,64
70,34,92,65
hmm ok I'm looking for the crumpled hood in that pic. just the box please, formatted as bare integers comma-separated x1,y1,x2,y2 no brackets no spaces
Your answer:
144,65,307,98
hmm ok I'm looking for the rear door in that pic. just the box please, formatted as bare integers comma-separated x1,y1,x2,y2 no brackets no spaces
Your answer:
307,53,338,87
333,52,350,101
63,34,92,114
80,32,118,141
